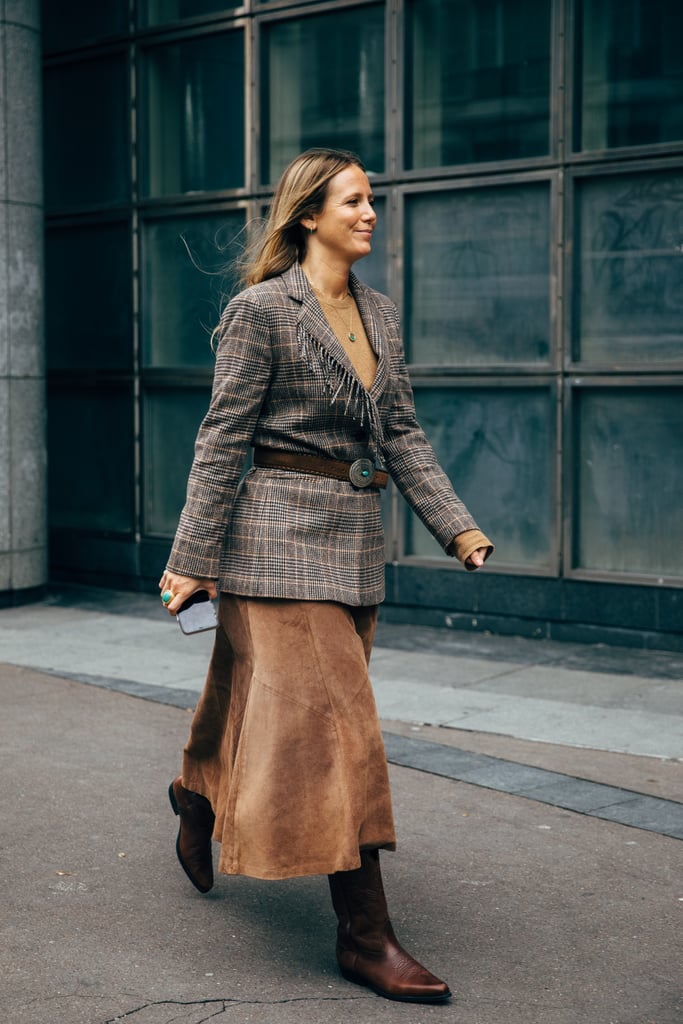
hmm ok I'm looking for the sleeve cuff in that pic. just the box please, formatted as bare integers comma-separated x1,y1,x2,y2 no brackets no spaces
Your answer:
447,529,494,570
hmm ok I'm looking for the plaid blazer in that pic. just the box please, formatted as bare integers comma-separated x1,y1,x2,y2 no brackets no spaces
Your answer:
166,263,480,605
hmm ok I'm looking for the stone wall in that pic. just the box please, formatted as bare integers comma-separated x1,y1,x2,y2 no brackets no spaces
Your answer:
0,0,46,598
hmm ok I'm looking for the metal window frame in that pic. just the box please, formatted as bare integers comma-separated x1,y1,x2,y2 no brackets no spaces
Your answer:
42,0,683,589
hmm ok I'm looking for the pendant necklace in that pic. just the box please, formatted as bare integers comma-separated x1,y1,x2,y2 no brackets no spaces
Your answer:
315,289,357,343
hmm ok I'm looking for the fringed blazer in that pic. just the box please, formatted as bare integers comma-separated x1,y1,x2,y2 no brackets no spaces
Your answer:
166,263,481,605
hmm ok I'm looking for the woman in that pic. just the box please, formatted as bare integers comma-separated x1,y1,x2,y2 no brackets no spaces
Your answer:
160,148,492,1004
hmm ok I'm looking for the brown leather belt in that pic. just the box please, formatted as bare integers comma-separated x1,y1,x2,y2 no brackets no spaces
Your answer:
253,447,388,489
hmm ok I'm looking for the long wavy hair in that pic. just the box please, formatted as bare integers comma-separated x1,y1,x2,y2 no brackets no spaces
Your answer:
241,147,366,288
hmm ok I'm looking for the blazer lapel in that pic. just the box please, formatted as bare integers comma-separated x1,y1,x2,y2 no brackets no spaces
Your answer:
349,272,389,400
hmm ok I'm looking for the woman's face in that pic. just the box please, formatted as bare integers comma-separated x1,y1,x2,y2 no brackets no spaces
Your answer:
308,164,377,266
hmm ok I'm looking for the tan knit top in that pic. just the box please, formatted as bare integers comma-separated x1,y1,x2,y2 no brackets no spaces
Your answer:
314,291,378,391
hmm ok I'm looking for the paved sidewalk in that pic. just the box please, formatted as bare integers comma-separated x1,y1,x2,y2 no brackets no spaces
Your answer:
1,587,682,1023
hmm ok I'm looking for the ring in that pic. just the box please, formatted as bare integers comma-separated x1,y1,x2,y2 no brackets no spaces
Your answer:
161,590,174,605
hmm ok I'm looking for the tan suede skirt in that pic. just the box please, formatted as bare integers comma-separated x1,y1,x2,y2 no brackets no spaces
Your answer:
180,595,396,880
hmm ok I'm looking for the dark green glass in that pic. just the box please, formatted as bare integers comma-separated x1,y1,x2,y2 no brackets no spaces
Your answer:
43,56,128,210
45,222,132,372
578,0,683,151
141,31,244,196
141,210,246,369
143,388,211,536
261,6,385,184
405,0,551,168
48,386,134,532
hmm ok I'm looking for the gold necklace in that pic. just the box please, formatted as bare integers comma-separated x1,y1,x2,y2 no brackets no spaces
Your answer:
315,289,357,342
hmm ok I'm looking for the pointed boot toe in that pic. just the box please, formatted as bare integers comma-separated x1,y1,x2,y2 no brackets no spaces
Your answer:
168,777,215,894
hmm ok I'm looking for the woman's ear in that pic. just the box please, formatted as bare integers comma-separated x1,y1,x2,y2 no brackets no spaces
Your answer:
300,216,317,233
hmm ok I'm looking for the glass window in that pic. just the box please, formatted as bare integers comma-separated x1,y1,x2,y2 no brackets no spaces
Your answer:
143,388,212,536
577,0,683,151
574,387,683,577
141,210,245,369
42,1,127,52
261,6,385,184
406,386,555,568
139,1,240,27
43,56,128,210
48,386,134,532
575,171,683,364
405,0,551,169
141,31,244,196
405,184,551,365
45,222,132,372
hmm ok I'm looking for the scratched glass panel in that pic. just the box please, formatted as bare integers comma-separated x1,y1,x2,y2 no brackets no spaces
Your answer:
578,0,683,151
405,184,551,365
406,0,551,168
141,209,245,369
143,388,211,536
574,388,683,576
575,172,683,363
405,387,554,568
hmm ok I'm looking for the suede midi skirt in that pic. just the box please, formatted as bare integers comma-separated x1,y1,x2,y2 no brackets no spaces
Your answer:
180,594,396,880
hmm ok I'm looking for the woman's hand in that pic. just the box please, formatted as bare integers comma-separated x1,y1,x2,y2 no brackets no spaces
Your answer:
158,572,218,615
464,546,489,571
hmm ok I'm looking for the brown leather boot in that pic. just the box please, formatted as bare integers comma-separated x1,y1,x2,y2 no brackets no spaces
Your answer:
168,777,215,894
328,849,452,1003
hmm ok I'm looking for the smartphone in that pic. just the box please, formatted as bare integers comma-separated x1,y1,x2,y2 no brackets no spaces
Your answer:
176,590,218,635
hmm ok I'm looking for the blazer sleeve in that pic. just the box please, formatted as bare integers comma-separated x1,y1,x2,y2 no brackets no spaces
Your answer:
379,304,485,553
165,292,273,580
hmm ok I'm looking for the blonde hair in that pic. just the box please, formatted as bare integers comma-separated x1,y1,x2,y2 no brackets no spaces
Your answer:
242,148,366,288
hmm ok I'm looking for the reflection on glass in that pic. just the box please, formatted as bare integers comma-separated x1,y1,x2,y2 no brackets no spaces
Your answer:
405,185,550,365
142,210,245,368
139,0,240,27
43,0,127,51
261,6,385,184
46,222,132,372
43,57,128,210
405,0,551,168
407,386,554,567
578,0,683,151
142,31,244,196
574,388,683,576
48,387,134,532
144,389,211,536
575,172,683,363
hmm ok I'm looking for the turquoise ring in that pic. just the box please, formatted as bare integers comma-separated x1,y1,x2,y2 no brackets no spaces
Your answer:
161,590,173,605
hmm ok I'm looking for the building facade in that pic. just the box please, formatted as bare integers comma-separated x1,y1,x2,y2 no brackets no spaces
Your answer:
3,0,682,648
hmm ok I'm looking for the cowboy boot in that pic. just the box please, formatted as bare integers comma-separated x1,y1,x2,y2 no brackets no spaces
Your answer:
328,849,451,1003
168,777,215,893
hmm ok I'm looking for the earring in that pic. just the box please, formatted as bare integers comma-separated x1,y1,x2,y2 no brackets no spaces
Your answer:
308,226,316,234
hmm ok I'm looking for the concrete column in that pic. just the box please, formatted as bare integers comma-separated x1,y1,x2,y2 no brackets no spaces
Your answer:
0,0,46,598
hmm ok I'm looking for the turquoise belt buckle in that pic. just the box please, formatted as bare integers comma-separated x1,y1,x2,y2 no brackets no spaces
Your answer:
349,458,376,488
